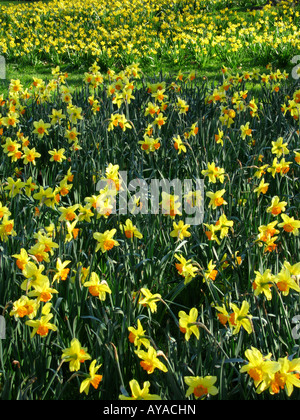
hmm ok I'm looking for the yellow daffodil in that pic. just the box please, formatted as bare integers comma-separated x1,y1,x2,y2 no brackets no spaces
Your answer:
10,295,39,320
229,300,253,335
58,205,79,222
138,288,161,313
178,308,199,341
173,135,186,154
170,220,191,241
240,122,252,140
22,147,41,165
254,178,269,196
128,319,150,350
93,229,119,253
266,196,287,216
135,346,168,374
25,302,57,338
184,376,218,399
215,214,234,239
119,219,143,239
202,162,225,184
240,347,280,393
49,148,67,163
278,214,300,236
206,189,227,209
12,248,30,270
203,260,218,282
271,137,289,158
273,267,300,296
174,254,198,285
83,272,112,301
252,269,274,300
33,119,51,139
119,379,161,400
80,360,103,395
53,258,71,282
269,357,300,396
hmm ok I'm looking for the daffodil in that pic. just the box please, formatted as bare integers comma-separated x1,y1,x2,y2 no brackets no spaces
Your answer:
203,260,218,282
65,127,80,143
67,105,83,124
254,178,269,196
144,102,160,117
135,346,168,374
2,111,20,127
204,223,221,245
80,360,103,395
33,119,51,139
28,278,58,303
24,177,38,197
4,177,25,198
12,248,30,270
33,186,56,208
266,196,287,216
170,220,191,240
174,254,198,284
229,300,253,335
240,347,280,393
215,129,224,146
49,108,66,125
252,269,274,300
215,214,234,239
49,148,67,163
93,229,119,253
1,137,20,154
173,135,186,154
128,319,150,350
253,164,269,179
176,97,189,114
83,272,112,301
215,304,231,326
283,261,300,278
65,220,79,243
0,216,16,241
240,122,252,140
138,136,161,153
119,379,161,400
28,242,50,263
154,112,167,128
25,302,57,338
269,356,300,396
278,214,300,236
184,376,218,399
53,258,71,282
20,262,48,291
273,267,300,296
33,231,59,255
206,189,227,209
61,338,92,372
138,288,161,313
58,205,79,222
256,221,279,244
119,219,143,239
10,295,39,320
271,137,289,158
202,162,225,183
178,308,199,341
21,147,41,165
